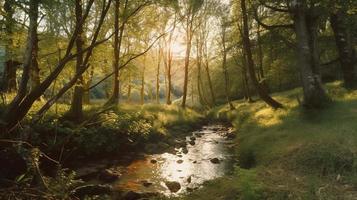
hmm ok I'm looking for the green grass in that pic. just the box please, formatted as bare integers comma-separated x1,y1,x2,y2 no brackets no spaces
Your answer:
3,83,357,199
178,82,357,200
1,98,204,159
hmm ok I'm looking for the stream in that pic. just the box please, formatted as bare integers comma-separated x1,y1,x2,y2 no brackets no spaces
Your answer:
113,124,236,196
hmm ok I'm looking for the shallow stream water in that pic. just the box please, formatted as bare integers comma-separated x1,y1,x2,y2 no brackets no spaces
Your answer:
113,124,236,196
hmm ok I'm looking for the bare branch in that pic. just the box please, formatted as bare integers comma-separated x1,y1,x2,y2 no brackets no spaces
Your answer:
257,0,290,13
87,31,169,91
35,0,112,118
253,8,294,30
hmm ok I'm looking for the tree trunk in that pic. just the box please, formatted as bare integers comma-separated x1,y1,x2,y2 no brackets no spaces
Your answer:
221,23,234,110
68,0,85,121
127,71,131,103
4,0,39,122
202,40,216,106
2,0,18,93
107,0,127,105
241,0,282,109
241,50,253,102
163,17,176,105
166,53,172,105
3,61,20,92
257,24,264,81
141,61,146,105
30,26,41,91
196,39,207,106
223,55,234,110
330,12,356,89
291,1,329,108
83,66,94,104
156,47,161,104
182,16,193,108
109,0,121,105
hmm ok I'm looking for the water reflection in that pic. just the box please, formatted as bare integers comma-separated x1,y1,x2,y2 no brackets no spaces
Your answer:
114,125,235,195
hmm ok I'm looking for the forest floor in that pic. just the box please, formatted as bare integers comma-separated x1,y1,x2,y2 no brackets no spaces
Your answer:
162,81,357,200
2,82,357,199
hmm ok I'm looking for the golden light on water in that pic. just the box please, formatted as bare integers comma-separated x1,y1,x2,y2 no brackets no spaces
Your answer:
115,125,234,195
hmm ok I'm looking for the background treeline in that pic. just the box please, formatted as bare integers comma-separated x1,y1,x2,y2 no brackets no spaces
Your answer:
0,0,356,132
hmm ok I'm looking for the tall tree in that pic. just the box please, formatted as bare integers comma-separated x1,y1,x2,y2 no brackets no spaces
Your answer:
162,15,177,105
156,45,161,104
106,0,149,105
107,0,126,105
195,35,209,107
180,0,203,108
240,0,283,109
1,0,18,93
330,4,357,89
36,0,111,118
1,0,114,132
67,0,85,121
253,0,330,108
220,11,234,110
290,0,330,107
29,4,41,93
140,56,146,104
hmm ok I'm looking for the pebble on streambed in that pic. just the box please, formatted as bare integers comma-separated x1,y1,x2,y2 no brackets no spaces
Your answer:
164,181,181,193
141,180,153,187
210,158,220,164
99,169,122,182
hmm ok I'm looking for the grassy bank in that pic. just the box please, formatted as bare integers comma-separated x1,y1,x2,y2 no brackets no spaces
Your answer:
171,82,357,200
29,103,203,159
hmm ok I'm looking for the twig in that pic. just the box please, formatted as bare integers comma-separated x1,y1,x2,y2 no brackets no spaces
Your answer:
0,139,59,165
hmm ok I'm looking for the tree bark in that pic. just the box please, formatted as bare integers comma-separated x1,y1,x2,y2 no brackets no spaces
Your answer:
156,47,161,104
107,0,127,105
3,61,20,93
196,38,208,107
202,34,216,106
221,22,234,110
241,50,253,102
166,51,172,105
330,12,357,89
141,58,146,105
5,0,39,122
127,71,132,103
182,15,194,108
30,25,41,91
241,0,282,109
291,1,329,108
257,24,264,80
2,0,18,93
83,66,94,104
68,0,85,121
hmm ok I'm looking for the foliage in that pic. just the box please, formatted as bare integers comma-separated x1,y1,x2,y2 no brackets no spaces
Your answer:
27,103,202,157
45,169,83,199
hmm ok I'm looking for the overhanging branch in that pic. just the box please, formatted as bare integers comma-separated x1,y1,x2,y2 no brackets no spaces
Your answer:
87,31,169,91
